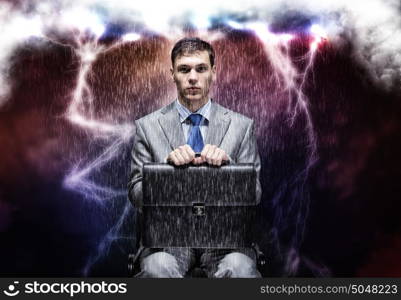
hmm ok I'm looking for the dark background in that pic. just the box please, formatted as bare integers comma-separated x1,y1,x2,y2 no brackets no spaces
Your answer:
0,25,400,277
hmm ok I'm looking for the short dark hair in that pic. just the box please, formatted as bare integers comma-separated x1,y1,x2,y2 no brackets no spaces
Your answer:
171,37,215,67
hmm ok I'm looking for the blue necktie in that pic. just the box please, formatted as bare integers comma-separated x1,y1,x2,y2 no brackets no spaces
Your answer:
187,113,204,153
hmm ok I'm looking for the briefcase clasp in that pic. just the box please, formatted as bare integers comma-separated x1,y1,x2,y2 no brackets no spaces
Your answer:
192,203,205,216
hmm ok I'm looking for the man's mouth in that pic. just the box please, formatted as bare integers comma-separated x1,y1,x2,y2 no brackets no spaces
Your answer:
186,87,201,94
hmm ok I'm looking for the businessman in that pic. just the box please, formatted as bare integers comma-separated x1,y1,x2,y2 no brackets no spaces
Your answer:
128,37,262,277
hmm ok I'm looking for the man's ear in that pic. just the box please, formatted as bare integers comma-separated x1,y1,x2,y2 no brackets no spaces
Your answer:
211,65,217,81
170,67,175,82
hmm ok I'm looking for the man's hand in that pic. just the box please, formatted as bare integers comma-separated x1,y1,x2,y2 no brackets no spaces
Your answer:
194,144,229,166
167,144,229,166
167,144,196,166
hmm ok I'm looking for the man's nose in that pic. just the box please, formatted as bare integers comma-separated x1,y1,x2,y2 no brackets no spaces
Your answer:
188,69,198,84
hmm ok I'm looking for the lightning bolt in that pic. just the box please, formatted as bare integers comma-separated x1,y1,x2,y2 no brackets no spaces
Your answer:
224,21,329,275
0,0,335,276
63,35,136,201
51,28,141,274
59,21,327,275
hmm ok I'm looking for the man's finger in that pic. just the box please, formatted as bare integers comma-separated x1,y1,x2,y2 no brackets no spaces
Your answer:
206,145,217,165
183,144,196,161
214,150,225,166
167,152,177,165
211,148,222,165
173,150,186,165
178,145,191,162
200,144,210,161
184,144,195,155
201,144,212,164
192,156,204,165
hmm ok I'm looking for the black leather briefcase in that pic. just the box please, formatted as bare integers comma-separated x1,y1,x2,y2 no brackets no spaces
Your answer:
141,163,257,248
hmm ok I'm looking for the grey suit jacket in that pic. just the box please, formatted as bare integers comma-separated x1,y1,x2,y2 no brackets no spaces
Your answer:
128,100,262,208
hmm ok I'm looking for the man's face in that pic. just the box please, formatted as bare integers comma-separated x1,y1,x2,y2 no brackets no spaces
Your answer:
171,50,216,105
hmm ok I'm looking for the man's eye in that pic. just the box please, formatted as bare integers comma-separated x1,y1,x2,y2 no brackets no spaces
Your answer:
196,66,207,72
178,67,190,73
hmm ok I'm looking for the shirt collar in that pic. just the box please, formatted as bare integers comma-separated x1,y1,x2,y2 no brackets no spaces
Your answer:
175,98,212,123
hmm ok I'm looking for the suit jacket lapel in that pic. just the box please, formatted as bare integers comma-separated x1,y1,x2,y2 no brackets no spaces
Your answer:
158,100,232,150
158,102,186,150
204,100,231,147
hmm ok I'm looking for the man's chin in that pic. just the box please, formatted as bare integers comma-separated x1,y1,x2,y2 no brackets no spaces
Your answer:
183,95,204,102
